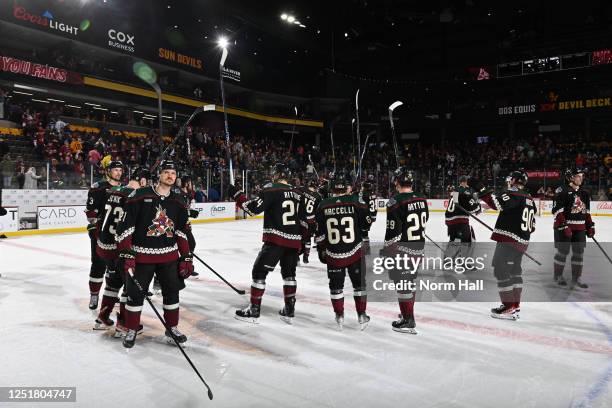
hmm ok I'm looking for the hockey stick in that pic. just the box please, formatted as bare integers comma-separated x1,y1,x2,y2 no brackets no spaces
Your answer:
192,253,246,295
454,202,542,266
388,101,403,167
151,106,203,174
424,232,444,252
219,46,234,185
355,90,361,174
289,106,298,153
329,116,340,173
126,269,214,400
357,130,376,181
351,118,356,174
308,154,320,181
591,236,612,265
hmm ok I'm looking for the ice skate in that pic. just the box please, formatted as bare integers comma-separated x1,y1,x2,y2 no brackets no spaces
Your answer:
279,298,295,324
490,304,520,320
335,313,344,331
358,313,370,331
165,327,187,345
88,294,99,310
392,315,417,334
235,304,260,324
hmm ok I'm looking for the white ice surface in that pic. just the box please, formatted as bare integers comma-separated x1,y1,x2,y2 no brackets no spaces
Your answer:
0,213,611,408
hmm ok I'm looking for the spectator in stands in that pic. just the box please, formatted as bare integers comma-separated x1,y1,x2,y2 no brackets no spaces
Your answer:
15,157,25,189
596,189,608,201
575,153,586,168
24,166,43,189
1,152,13,188
545,186,555,200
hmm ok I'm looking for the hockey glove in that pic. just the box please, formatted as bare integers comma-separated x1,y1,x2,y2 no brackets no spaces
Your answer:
317,248,327,264
178,254,194,278
87,223,97,240
188,209,199,219
467,177,485,195
119,250,136,275
587,226,595,238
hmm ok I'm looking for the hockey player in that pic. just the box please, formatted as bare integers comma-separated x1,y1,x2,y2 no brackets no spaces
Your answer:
93,167,146,334
315,171,372,330
359,174,378,254
299,176,322,264
552,168,593,288
383,167,429,334
228,163,305,324
115,160,193,348
179,175,200,278
444,175,480,259
470,170,537,320
85,160,123,310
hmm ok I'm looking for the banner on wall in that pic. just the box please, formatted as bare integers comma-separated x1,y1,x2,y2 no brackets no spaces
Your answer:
0,207,20,232
0,55,83,84
191,202,235,221
37,205,87,230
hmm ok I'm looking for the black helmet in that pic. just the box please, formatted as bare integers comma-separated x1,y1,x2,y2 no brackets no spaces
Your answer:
361,174,375,193
271,162,291,180
159,160,177,172
106,160,124,171
129,166,142,181
565,167,585,183
508,170,528,186
329,170,351,192
393,166,414,187
181,175,192,185
306,175,318,189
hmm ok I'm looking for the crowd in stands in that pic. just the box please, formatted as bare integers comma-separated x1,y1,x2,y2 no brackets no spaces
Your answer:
1,95,611,201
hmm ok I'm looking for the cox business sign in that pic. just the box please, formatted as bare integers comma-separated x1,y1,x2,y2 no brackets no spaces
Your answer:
191,202,235,221
38,205,87,230
0,207,19,233
107,29,135,53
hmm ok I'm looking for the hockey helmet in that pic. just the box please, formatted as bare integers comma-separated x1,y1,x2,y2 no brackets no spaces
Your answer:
565,167,585,183
393,166,414,187
329,170,352,192
271,162,291,180
508,170,528,186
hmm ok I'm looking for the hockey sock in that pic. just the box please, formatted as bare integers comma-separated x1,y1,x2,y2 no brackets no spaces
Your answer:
398,293,414,318
125,305,143,330
353,289,367,314
512,287,522,308
250,279,266,307
498,289,514,307
89,277,104,295
119,292,127,324
98,286,120,320
283,278,297,305
330,289,344,315
571,260,583,281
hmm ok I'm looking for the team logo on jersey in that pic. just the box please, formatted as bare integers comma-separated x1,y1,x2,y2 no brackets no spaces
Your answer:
147,205,175,237
571,196,586,214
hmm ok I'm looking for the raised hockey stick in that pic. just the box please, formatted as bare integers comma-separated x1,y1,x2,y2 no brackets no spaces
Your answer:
329,116,340,173
219,45,234,185
355,89,362,173
126,269,214,400
591,236,612,265
388,101,403,167
454,202,542,266
193,253,246,295
151,106,204,174
357,130,376,181
289,106,298,153
308,154,320,181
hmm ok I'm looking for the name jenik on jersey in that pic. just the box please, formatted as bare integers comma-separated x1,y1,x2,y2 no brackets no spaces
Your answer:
325,206,355,216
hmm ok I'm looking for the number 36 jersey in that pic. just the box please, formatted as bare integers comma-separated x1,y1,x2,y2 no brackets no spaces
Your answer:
479,188,537,249
96,185,133,260
384,192,429,254
240,182,305,249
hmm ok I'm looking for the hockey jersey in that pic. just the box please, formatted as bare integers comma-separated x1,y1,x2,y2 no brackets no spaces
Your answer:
85,180,113,226
384,192,429,255
300,187,322,234
116,186,190,263
445,186,480,225
237,182,305,249
480,188,537,249
360,190,378,227
315,194,371,267
96,185,134,260
552,185,593,231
